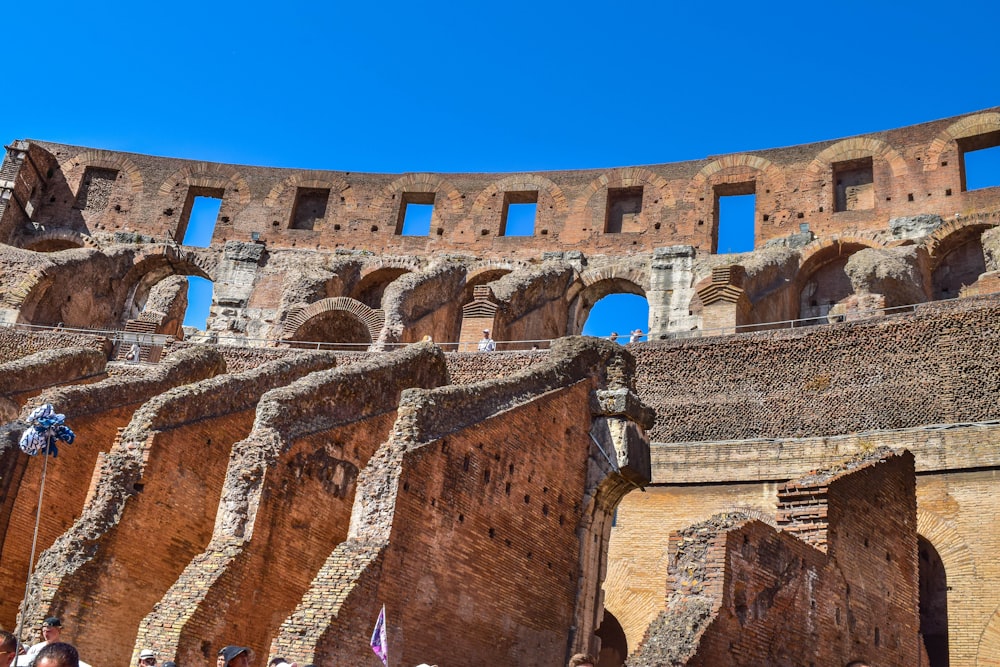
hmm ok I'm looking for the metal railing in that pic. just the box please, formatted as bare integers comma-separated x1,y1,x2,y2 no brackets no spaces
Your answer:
1,289,996,355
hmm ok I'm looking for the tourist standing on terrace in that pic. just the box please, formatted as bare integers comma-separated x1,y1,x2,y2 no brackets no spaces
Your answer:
477,329,496,352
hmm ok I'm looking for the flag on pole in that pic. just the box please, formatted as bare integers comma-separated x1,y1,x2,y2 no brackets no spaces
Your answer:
370,604,388,666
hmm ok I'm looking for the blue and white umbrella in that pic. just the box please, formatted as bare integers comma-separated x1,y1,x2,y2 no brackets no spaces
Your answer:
18,404,75,457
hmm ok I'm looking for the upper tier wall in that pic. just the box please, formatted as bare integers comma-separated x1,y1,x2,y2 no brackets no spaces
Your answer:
3,108,1000,258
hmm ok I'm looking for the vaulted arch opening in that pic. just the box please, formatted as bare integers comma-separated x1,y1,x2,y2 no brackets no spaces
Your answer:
596,610,628,667
919,535,949,667
796,242,870,325
289,310,373,351
351,268,411,309
930,227,989,300
570,278,648,339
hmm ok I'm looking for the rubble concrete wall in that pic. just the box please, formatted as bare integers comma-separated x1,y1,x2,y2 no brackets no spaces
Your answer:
23,353,336,667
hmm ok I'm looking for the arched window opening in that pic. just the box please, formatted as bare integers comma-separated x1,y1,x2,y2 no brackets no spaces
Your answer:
595,610,628,667
932,237,987,300
582,293,649,343
290,310,372,351
919,535,949,667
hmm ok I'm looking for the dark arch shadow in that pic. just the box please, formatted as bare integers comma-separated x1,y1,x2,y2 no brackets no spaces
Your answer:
595,609,628,667
919,535,949,666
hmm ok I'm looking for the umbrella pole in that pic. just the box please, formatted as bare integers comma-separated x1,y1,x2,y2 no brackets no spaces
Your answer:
14,442,52,650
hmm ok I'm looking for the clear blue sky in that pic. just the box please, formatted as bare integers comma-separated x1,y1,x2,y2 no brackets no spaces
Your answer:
2,0,998,339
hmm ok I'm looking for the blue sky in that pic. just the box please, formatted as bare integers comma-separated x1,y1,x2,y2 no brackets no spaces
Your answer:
2,0,998,340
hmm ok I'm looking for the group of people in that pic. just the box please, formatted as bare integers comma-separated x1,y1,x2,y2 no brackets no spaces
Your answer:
0,618,85,667
608,329,644,344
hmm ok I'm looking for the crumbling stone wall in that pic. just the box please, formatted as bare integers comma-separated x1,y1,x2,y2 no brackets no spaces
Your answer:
0,348,225,629
134,343,448,667
271,337,650,666
22,353,336,667
628,448,920,666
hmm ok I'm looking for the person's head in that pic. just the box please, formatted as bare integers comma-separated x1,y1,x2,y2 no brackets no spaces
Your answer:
35,642,78,667
482,329,491,338
567,654,596,667
138,649,156,667
40,618,61,644
0,630,17,667
162,662,177,667
218,647,253,667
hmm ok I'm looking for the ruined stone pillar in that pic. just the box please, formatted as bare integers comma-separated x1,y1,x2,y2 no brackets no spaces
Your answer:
648,245,696,339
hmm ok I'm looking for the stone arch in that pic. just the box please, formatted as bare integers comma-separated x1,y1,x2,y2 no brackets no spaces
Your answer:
19,229,96,252
684,153,786,203
350,266,413,310
372,174,464,232
580,168,675,234
464,259,532,303
116,246,218,321
921,219,995,299
568,266,649,335
977,605,1000,666
601,556,663,665
916,509,978,589
156,162,252,207
282,297,385,347
61,149,145,194
8,269,55,323
804,136,909,182
925,112,1000,172
795,236,879,322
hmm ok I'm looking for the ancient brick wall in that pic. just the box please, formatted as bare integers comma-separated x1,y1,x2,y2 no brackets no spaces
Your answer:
0,329,110,364
628,449,920,666
22,353,336,667
135,344,448,667
7,108,1000,258
633,295,1000,442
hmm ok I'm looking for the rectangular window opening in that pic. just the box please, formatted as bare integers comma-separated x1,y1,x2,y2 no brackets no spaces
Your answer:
833,157,874,212
396,192,435,236
959,130,1000,191
75,167,119,211
714,182,755,254
180,189,224,247
605,186,643,233
501,191,538,236
290,187,330,230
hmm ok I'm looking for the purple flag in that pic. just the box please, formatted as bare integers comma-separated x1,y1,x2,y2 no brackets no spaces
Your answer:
370,604,388,665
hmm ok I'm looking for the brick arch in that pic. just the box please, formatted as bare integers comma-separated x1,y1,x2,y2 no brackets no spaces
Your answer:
803,137,909,183
569,266,649,335
156,162,252,206
578,265,649,291
917,510,978,584
465,258,532,284
18,229,96,251
61,149,144,193
580,168,674,232
797,234,882,275
7,268,55,322
921,217,997,263
683,153,786,203
372,174,464,225
282,296,385,342
470,173,570,217
116,245,217,316
601,554,665,661
978,605,1000,666
359,256,422,277
925,112,1000,172
263,171,356,209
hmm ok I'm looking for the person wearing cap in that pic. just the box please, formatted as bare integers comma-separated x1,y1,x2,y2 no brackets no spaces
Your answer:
477,329,496,352
217,646,253,667
567,654,597,667
137,649,156,667
24,618,62,662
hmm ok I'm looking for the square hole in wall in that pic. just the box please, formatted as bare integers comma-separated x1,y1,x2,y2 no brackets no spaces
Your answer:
832,157,874,212
714,181,756,254
75,166,119,211
605,186,643,233
179,188,224,247
959,129,1000,191
396,192,435,236
501,191,538,236
289,187,330,230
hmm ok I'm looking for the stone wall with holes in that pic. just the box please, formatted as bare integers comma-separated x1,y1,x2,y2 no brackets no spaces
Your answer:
0,328,111,364
5,108,1000,258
